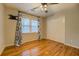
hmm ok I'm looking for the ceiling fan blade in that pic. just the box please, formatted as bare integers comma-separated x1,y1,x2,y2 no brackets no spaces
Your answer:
31,5,41,11
48,3,58,5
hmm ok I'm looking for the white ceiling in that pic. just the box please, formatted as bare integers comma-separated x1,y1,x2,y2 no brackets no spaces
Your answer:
4,3,78,17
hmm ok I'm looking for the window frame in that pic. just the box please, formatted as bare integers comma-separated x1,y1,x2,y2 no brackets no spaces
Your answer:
21,17,38,33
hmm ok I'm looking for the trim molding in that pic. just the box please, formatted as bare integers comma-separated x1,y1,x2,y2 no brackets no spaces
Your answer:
47,38,79,49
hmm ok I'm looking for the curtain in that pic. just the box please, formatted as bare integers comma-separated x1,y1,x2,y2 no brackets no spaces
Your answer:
14,11,22,46
37,17,41,40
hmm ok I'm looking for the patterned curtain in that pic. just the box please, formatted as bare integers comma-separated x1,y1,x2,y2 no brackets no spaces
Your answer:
37,17,41,40
14,11,22,46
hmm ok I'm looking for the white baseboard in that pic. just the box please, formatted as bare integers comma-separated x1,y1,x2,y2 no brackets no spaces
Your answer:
65,43,79,49
47,38,79,49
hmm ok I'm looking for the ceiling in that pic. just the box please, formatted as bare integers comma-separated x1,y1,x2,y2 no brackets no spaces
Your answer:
4,3,78,17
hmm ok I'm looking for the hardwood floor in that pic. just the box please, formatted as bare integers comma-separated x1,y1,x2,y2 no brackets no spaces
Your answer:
1,39,79,56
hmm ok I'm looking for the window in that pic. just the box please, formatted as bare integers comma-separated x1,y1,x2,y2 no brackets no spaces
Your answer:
21,18,38,33
31,20,38,32
21,18,30,33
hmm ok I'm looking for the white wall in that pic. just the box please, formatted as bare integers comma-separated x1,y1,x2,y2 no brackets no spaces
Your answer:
65,8,79,48
46,6,79,48
0,4,5,55
46,13,65,43
4,8,18,46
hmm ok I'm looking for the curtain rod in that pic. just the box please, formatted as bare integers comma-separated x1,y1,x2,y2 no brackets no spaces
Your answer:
9,10,41,20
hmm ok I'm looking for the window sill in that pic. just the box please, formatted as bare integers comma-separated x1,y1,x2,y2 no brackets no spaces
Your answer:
22,32,38,34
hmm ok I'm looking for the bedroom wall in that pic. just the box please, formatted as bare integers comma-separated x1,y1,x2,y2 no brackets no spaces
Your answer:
0,4,5,55
4,7,17,47
46,13,65,43
65,8,79,48
4,7,46,46
46,6,79,48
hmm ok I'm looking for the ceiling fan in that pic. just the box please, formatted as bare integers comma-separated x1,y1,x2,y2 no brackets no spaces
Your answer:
31,3,58,13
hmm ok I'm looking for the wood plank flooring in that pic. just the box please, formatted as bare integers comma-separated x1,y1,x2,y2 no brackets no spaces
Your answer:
1,39,79,56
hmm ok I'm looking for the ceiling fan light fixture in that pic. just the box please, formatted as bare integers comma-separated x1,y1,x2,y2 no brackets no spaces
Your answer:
40,3,48,13
44,4,47,8
40,5,44,11
45,10,48,13
44,7,47,11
